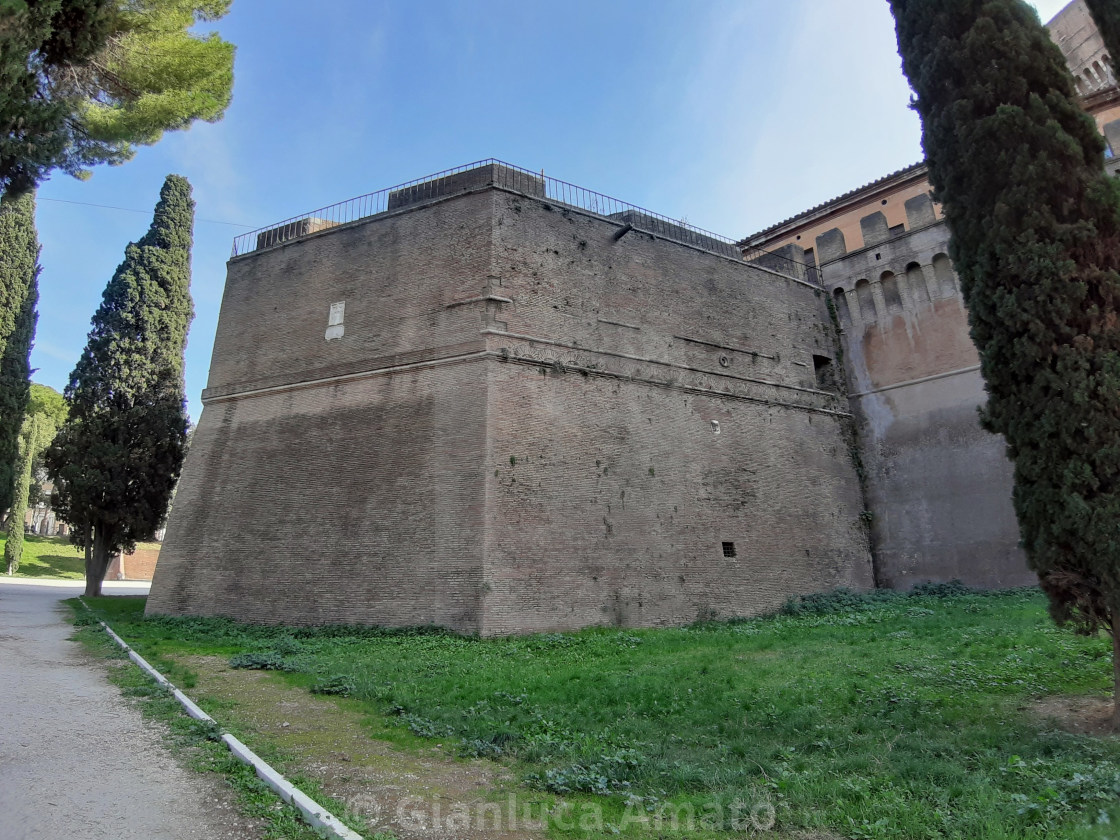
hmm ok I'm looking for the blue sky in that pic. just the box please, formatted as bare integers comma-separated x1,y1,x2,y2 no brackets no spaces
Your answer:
30,0,1069,421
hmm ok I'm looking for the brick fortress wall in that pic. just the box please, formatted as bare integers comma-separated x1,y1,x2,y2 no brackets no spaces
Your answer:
147,170,875,633
147,185,497,630
794,206,1032,590
479,190,874,632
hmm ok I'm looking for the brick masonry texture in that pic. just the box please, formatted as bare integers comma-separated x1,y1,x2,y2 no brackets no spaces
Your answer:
106,546,160,581
147,183,875,633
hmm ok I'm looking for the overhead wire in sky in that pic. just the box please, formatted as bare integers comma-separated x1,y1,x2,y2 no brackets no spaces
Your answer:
38,197,255,228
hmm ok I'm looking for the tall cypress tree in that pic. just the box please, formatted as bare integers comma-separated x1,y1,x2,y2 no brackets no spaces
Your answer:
6,414,41,575
0,190,40,514
889,0,1120,724
5,384,67,575
46,174,194,596
1084,0,1120,79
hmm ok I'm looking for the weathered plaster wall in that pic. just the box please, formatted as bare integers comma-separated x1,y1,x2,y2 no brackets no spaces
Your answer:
754,175,940,266
821,221,1033,589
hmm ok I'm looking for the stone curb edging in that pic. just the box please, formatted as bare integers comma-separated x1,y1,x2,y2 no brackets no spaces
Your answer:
77,597,363,840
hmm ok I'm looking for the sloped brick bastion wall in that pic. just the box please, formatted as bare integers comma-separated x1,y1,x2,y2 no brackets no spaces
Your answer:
147,171,874,633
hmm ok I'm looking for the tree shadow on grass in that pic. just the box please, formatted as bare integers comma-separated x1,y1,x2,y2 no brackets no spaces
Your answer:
18,553,84,579
3,535,85,579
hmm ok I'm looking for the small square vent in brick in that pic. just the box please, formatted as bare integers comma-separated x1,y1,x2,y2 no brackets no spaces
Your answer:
722,541,736,558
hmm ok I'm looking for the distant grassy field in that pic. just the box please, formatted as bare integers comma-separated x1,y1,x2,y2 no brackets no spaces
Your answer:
82,587,1120,839
1,533,84,578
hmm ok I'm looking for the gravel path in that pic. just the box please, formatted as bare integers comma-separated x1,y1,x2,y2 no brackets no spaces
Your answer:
0,578,262,840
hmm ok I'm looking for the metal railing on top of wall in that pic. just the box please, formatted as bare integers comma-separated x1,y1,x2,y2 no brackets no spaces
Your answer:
230,159,822,285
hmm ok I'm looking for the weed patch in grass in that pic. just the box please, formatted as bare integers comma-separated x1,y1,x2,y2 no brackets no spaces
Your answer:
309,674,357,697
82,588,1120,839
230,650,302,672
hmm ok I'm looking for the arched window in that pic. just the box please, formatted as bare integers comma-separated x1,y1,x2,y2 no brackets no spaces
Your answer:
932,253,957,297
1085,68,1098,90
855,278,876,321
1093,60,1112,87
832,286,851,324
906,261,930,303
880,271,903,314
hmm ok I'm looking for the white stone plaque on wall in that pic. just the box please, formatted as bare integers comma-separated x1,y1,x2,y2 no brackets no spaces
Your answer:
326,301,345,340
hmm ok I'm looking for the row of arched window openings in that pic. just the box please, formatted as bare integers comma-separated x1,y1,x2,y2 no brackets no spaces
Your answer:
832,254,957,325
1073,57,1115,95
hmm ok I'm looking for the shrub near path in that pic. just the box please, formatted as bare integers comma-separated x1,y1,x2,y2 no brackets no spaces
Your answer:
81,588,1120,840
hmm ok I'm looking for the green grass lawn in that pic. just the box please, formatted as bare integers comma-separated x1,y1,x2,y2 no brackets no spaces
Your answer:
1,533,84,578
81,587,1120,839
